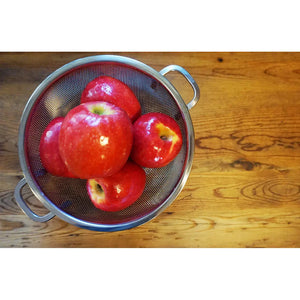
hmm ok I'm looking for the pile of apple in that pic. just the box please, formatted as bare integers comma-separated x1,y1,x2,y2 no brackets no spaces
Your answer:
39,76,183,212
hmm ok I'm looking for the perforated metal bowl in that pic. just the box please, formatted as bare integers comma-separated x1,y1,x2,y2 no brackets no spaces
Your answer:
14,55,200,231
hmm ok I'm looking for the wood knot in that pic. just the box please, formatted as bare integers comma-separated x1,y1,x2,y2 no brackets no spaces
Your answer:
230,159,259,171
241,179,300,206
269,183,300,198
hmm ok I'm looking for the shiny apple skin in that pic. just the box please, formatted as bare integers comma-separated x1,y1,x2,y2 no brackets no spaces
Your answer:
80,76,141,122
59,101,133,179
131,112,183,168
39,117,75,177
86,161,146,212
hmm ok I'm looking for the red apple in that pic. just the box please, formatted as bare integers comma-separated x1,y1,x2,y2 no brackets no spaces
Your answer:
59,101,133,179
39,117,75,177
130,112,183,168
80,76,141,122
86,161,146,212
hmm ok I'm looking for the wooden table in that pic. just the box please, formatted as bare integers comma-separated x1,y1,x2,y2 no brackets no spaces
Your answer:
1,52,300,248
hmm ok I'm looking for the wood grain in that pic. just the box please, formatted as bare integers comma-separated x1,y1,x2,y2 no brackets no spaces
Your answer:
0,52,300,247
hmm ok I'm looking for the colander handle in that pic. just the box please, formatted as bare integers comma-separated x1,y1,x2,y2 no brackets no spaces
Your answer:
14,178,55,222
159,65,200,110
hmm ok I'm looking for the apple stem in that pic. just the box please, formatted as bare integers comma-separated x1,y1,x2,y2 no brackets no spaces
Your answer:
96,183,103,193
160,135,168,141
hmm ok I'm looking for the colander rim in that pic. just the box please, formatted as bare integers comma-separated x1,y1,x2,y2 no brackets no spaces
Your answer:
18,54,195,232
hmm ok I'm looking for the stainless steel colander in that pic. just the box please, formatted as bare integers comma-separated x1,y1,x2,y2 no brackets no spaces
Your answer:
14,55,200,231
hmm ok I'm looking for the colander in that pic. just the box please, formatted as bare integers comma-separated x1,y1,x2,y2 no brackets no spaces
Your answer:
14,55,200,232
